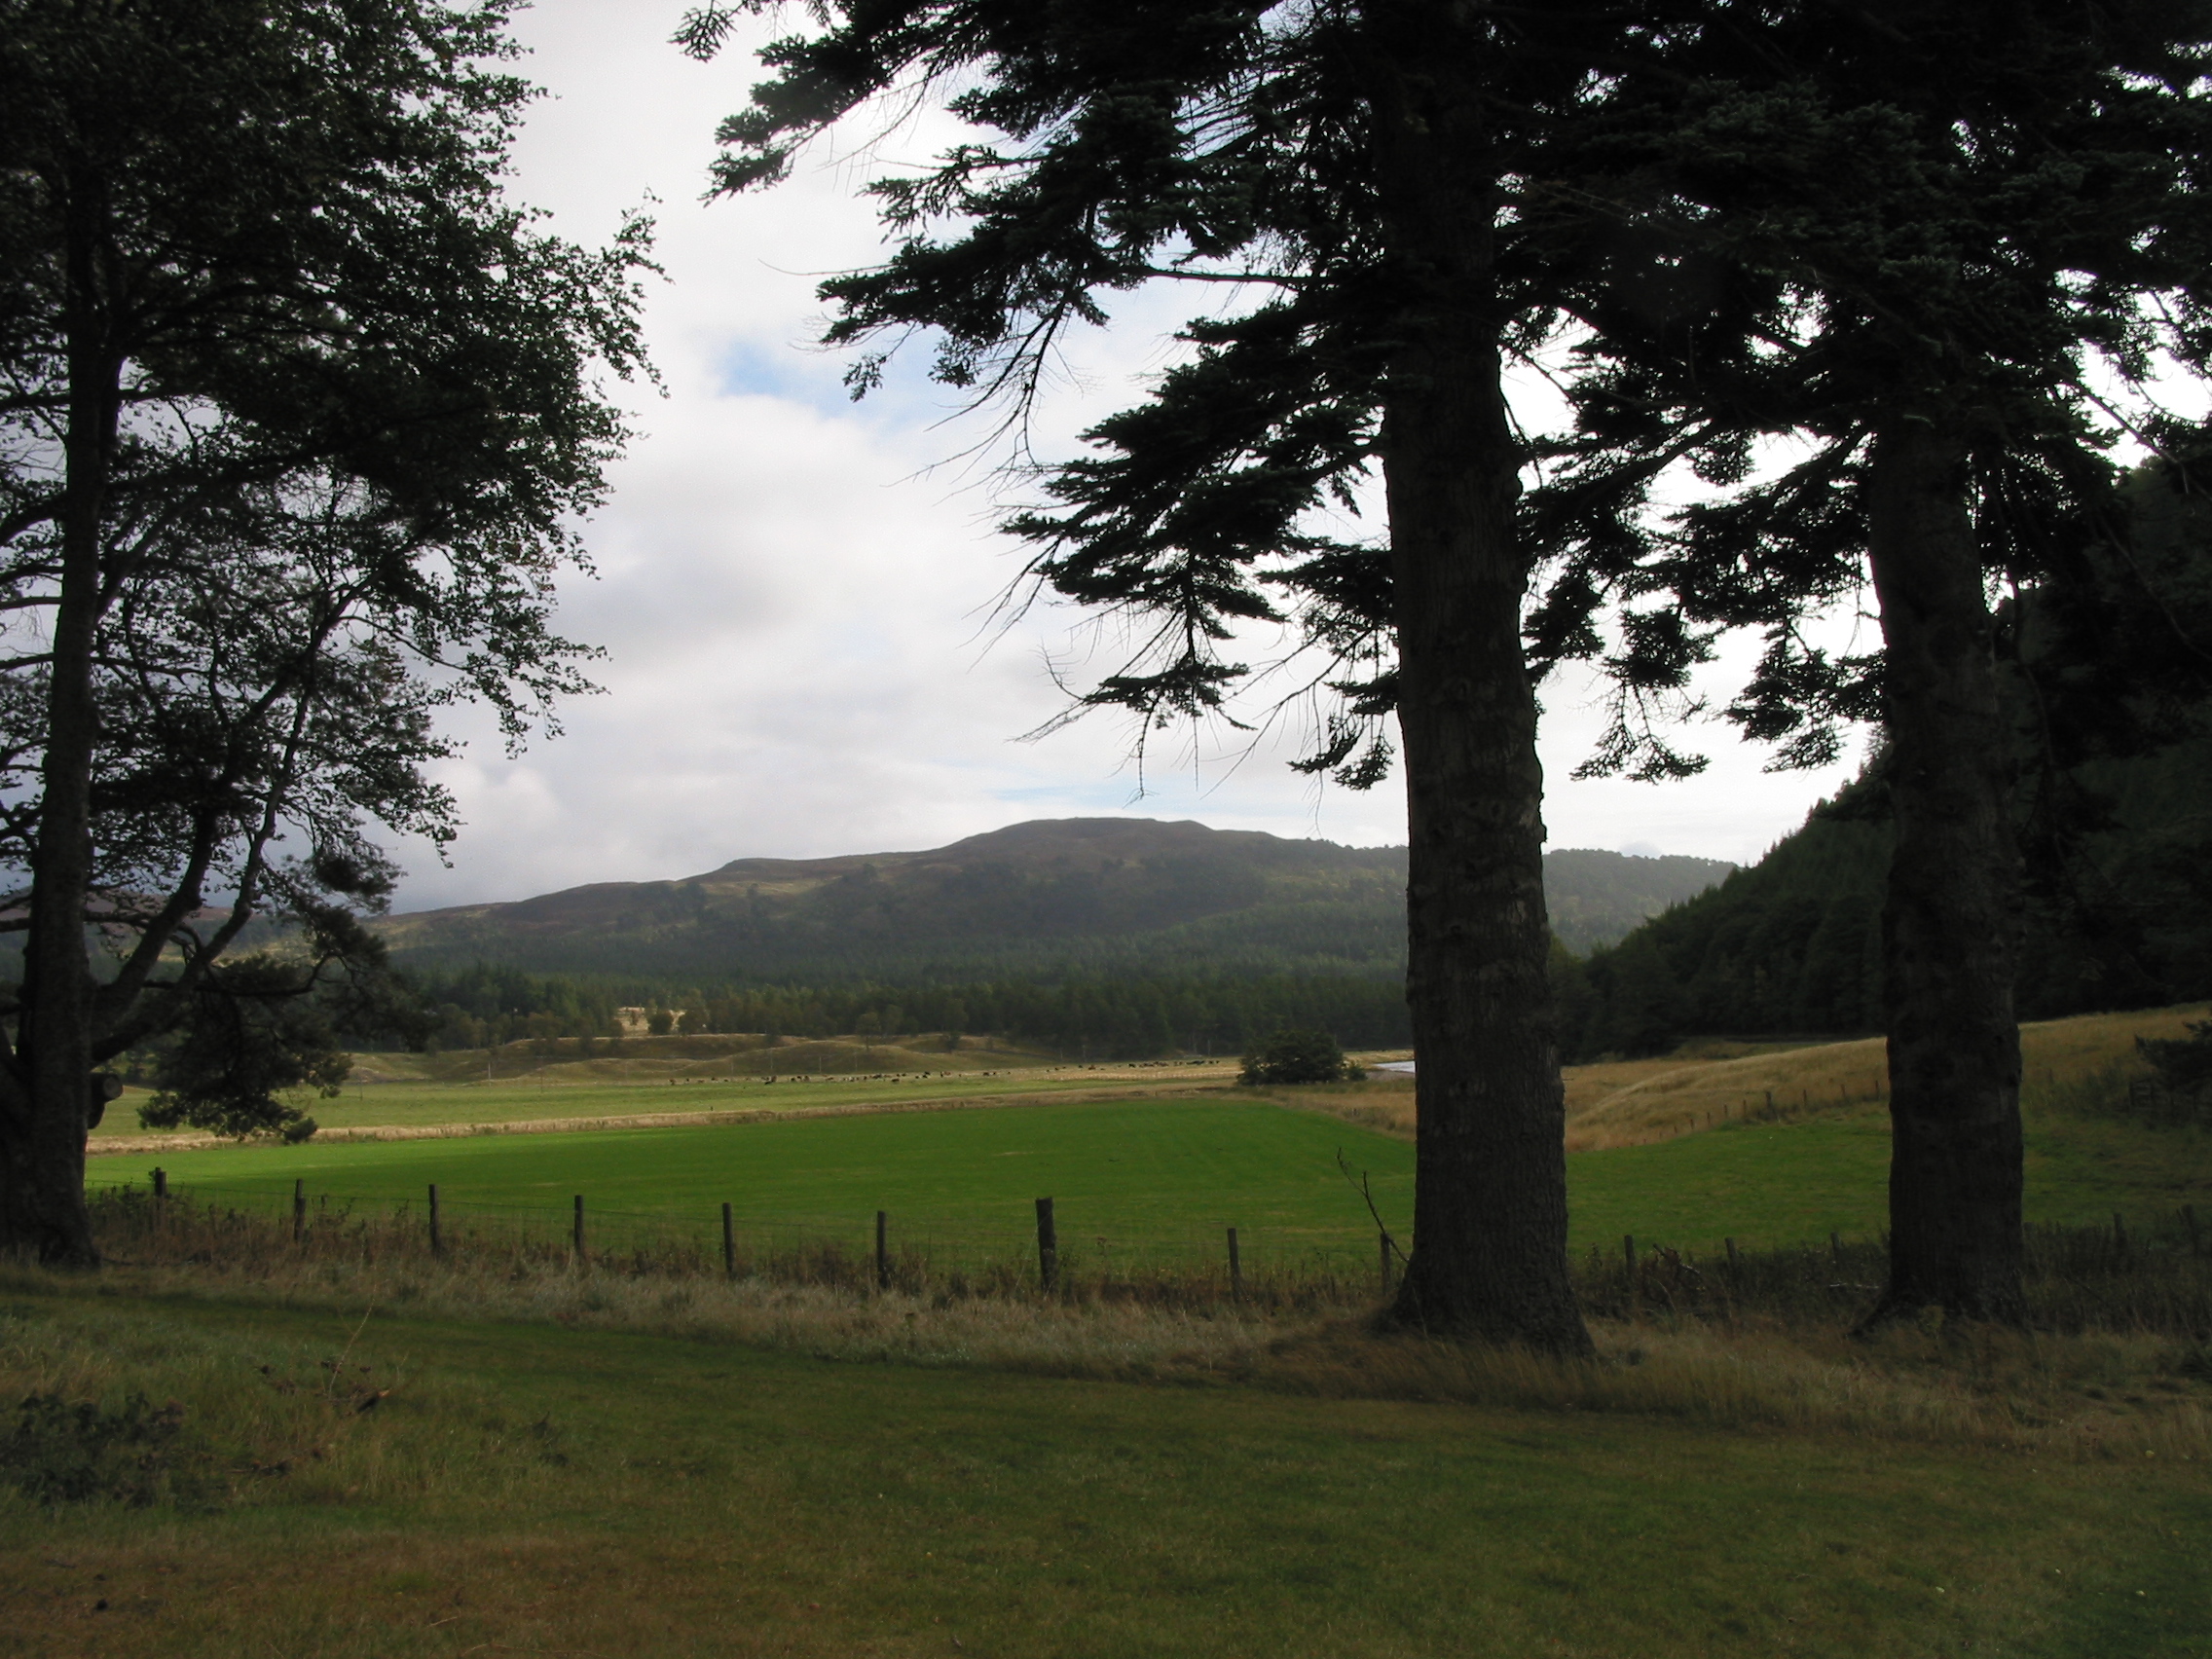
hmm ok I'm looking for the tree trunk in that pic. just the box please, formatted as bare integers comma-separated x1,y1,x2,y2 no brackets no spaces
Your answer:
0,186,111,1267
1862,424,2025,1326
1366,14,1590,1351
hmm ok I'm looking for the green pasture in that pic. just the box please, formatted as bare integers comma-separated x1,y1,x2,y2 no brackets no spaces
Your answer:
88,1092,2212,1265
97,1100,1406,1270
4,1291,2206,1659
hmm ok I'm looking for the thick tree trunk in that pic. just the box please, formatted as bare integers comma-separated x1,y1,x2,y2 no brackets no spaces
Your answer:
0,193,110,1267
1367,13,1589,1351
1862,424,2025,1326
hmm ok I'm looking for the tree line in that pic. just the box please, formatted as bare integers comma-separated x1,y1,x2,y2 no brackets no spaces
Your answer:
1561,726,2212,1060
1560,479,2212,1059
408,964,1413,1060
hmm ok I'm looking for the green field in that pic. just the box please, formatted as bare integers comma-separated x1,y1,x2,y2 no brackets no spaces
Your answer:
3,1290,2204,1659
87,1092,2212,1266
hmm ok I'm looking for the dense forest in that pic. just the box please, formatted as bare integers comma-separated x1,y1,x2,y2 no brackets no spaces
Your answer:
406,962,1415,1058
1558,728,2212,1059
1558,468,2212,1062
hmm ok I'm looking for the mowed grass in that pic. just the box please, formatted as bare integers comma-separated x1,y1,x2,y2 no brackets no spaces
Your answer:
3,1290,2207,1659
87,1087,2212,1262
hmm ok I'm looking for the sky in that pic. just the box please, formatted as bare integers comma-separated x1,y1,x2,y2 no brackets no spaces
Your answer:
383,1,1871,912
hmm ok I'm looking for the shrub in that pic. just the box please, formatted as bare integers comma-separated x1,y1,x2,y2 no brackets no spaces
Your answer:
1240,1029,1362,1085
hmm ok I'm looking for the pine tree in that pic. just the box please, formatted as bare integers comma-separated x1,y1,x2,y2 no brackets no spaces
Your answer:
674,0,1790,1350
1539,0,2211,1318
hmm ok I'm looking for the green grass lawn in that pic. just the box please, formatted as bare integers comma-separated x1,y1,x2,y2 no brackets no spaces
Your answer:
2,1290,2204,1659
86,1093,2212,1268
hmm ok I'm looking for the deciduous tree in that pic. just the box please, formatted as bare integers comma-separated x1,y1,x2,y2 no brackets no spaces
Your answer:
0,0,649,1261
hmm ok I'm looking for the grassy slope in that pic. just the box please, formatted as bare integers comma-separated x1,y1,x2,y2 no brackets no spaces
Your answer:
3,1291,2204,1659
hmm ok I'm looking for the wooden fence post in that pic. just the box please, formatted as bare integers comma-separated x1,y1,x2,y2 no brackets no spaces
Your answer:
2113,1211,2127,1265
573,1194,587,1264
1828,1231,1841,1267
1379,1231,1394,1293
293,1178,306,1244
875,1209,890,1292
1724,1236,1741,1275
1227,1227,1241,1300
1035,1197,1058,1294
721,1201,736,1278
1623,1234,1638,1319
428,1184,442,1258
152,1166,166,1200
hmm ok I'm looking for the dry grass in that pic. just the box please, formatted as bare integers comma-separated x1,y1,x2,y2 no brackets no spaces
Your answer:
1564,1004,2212,1148
348,1033,1216,1088
1292,1005,2212,1150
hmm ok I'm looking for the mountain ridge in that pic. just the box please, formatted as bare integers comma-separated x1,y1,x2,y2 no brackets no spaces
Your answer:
379,817,1731,981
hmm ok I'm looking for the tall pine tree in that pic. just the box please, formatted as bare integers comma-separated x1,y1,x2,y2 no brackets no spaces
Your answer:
1534,0,2212,1322
682,0,1754,1348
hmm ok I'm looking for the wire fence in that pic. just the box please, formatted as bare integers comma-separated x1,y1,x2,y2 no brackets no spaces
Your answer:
81,1170,2212,1331
85,1172,1395,1309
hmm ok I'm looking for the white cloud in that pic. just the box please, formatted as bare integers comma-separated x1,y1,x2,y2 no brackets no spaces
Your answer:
386,0,1861,910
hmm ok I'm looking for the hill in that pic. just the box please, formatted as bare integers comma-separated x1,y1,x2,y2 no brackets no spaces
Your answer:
1560,727,2212,1058
378,817,1731,981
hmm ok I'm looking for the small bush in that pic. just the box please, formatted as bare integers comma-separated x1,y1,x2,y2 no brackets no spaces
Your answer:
1,1391,221,1509
1240,1029,1362,1085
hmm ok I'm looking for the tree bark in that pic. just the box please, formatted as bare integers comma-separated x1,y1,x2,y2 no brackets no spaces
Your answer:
1862,424,2025,1326
0,178,111,1267
1366,12,1590,1351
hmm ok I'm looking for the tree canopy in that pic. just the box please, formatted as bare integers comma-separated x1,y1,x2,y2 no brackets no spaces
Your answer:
689,0,2212,1331
0,0,650,1259
1531,0,2212,1323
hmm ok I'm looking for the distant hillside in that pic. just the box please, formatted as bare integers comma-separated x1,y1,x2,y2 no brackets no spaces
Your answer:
1559,729,2212,1059
378,818,1731,981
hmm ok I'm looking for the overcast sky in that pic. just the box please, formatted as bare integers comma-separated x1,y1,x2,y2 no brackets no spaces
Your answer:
384,1,1873,912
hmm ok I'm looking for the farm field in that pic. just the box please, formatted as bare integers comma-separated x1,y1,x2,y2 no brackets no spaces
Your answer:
85,1088,2212,1265
86,1003,2194,1161
2,1289,2204,1659
90,1054,1236,1145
